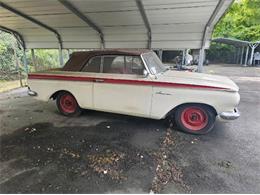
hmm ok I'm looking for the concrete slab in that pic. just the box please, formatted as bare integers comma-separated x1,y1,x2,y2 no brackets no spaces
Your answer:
0,64,260,193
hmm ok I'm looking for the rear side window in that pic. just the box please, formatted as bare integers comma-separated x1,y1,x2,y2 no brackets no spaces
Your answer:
103,56,125,74
103,55,144,75
125,56,144,75
81,56,101,72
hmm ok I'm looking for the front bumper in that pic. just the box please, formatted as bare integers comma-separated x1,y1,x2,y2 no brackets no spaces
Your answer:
219,108,240,120
28,87,37,96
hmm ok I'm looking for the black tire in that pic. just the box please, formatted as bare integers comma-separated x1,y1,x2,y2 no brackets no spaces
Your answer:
56,91,81,117
174,104,216,135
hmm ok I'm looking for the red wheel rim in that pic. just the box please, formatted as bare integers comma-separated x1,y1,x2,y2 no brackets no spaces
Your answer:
59,94,77,113
180,107,208,131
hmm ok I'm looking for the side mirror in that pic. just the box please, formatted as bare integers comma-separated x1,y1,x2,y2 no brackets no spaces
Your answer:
143,69,149,78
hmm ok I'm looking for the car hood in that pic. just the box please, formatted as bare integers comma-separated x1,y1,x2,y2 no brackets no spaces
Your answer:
156,70,239,92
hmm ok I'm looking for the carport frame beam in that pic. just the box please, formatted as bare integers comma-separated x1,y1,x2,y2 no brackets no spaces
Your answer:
0,25,29,75
198,0,225,72
136,0,151,49
0,2,64,66
58,0,105,49
0,25,25,49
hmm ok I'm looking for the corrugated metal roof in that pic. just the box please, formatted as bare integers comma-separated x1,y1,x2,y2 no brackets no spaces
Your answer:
0,0,233,49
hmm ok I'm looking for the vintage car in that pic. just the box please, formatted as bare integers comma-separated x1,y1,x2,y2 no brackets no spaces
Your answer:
28,49,240,134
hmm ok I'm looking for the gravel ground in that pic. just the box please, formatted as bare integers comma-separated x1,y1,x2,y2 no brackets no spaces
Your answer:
0,64,260,193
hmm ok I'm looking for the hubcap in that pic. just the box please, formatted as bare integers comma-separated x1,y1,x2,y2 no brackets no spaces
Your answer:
60,94,77,113
181,107,208,131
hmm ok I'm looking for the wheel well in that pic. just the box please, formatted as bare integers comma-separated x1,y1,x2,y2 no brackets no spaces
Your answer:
165,103,217,118
50,90,72,100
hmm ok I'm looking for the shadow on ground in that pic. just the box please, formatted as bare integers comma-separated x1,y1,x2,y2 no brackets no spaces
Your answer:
0,118,167,193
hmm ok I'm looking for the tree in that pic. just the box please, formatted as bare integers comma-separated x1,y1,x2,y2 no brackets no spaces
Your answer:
208,0,260,63
213,0,260,41
0,31,69,79
0,32,22,72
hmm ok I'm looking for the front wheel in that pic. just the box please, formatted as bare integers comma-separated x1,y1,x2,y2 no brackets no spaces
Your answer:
174,104,216,134
56,92,81,116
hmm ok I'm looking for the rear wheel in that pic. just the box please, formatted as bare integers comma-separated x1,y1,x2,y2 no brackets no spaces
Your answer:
174,104,216,134
56,92,81,116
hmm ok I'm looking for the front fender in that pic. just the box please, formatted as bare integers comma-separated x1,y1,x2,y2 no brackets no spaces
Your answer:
150,87,240,119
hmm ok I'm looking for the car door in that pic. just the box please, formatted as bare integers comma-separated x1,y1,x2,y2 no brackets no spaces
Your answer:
79,55,102,109
93,55,153,117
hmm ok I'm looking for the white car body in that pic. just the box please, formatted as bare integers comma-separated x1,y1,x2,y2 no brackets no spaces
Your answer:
28,50,240,121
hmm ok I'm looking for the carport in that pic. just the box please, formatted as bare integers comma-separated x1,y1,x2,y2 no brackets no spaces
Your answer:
0,0,233,73
2,1,260,194
213,37,260,66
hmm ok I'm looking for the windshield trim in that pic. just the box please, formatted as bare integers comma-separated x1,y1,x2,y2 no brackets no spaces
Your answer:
140,52,153,75
141,52,166,75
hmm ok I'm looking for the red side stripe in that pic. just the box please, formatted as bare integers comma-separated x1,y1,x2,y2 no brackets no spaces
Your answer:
28,74,228,90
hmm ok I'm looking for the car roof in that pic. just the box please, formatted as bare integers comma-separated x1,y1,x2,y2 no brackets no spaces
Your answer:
62,49,151,71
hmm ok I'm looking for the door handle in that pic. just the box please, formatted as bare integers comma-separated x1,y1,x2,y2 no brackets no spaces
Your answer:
94,79,104,83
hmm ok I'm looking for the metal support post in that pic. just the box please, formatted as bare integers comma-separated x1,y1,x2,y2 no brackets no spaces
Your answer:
31,49,37,71
23,49,28,76
240,47,244,65
59,47,63,66
158,49,163,61
198,0,225,72
67,49,70,57
250,47,254,66
198,48,205,73
11,40,22,86
249,43,258,66
244,46,249,66
136,0,151,49
182,49,186,65
236,47,240,64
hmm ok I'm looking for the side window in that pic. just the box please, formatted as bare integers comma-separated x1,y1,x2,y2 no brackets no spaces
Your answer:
102,55,145,75
125,56,144,75
81,56,101,73
103,56,125,74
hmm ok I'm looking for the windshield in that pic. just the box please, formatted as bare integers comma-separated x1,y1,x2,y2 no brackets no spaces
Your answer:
142,52,167,74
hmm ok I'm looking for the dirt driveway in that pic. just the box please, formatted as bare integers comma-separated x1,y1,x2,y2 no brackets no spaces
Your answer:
0,64,260,193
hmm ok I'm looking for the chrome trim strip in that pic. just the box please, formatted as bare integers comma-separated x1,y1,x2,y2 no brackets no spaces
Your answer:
155,91,172,95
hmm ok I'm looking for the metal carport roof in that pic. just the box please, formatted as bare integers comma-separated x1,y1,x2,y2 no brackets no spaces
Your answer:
0,0,233,50
213,37,251,47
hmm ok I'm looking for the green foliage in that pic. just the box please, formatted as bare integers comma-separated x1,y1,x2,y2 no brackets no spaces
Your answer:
207,42,236,63
213,0,260,41
209,0,260,63
0,31,69,80
0,32,22,72
27,49,61,72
